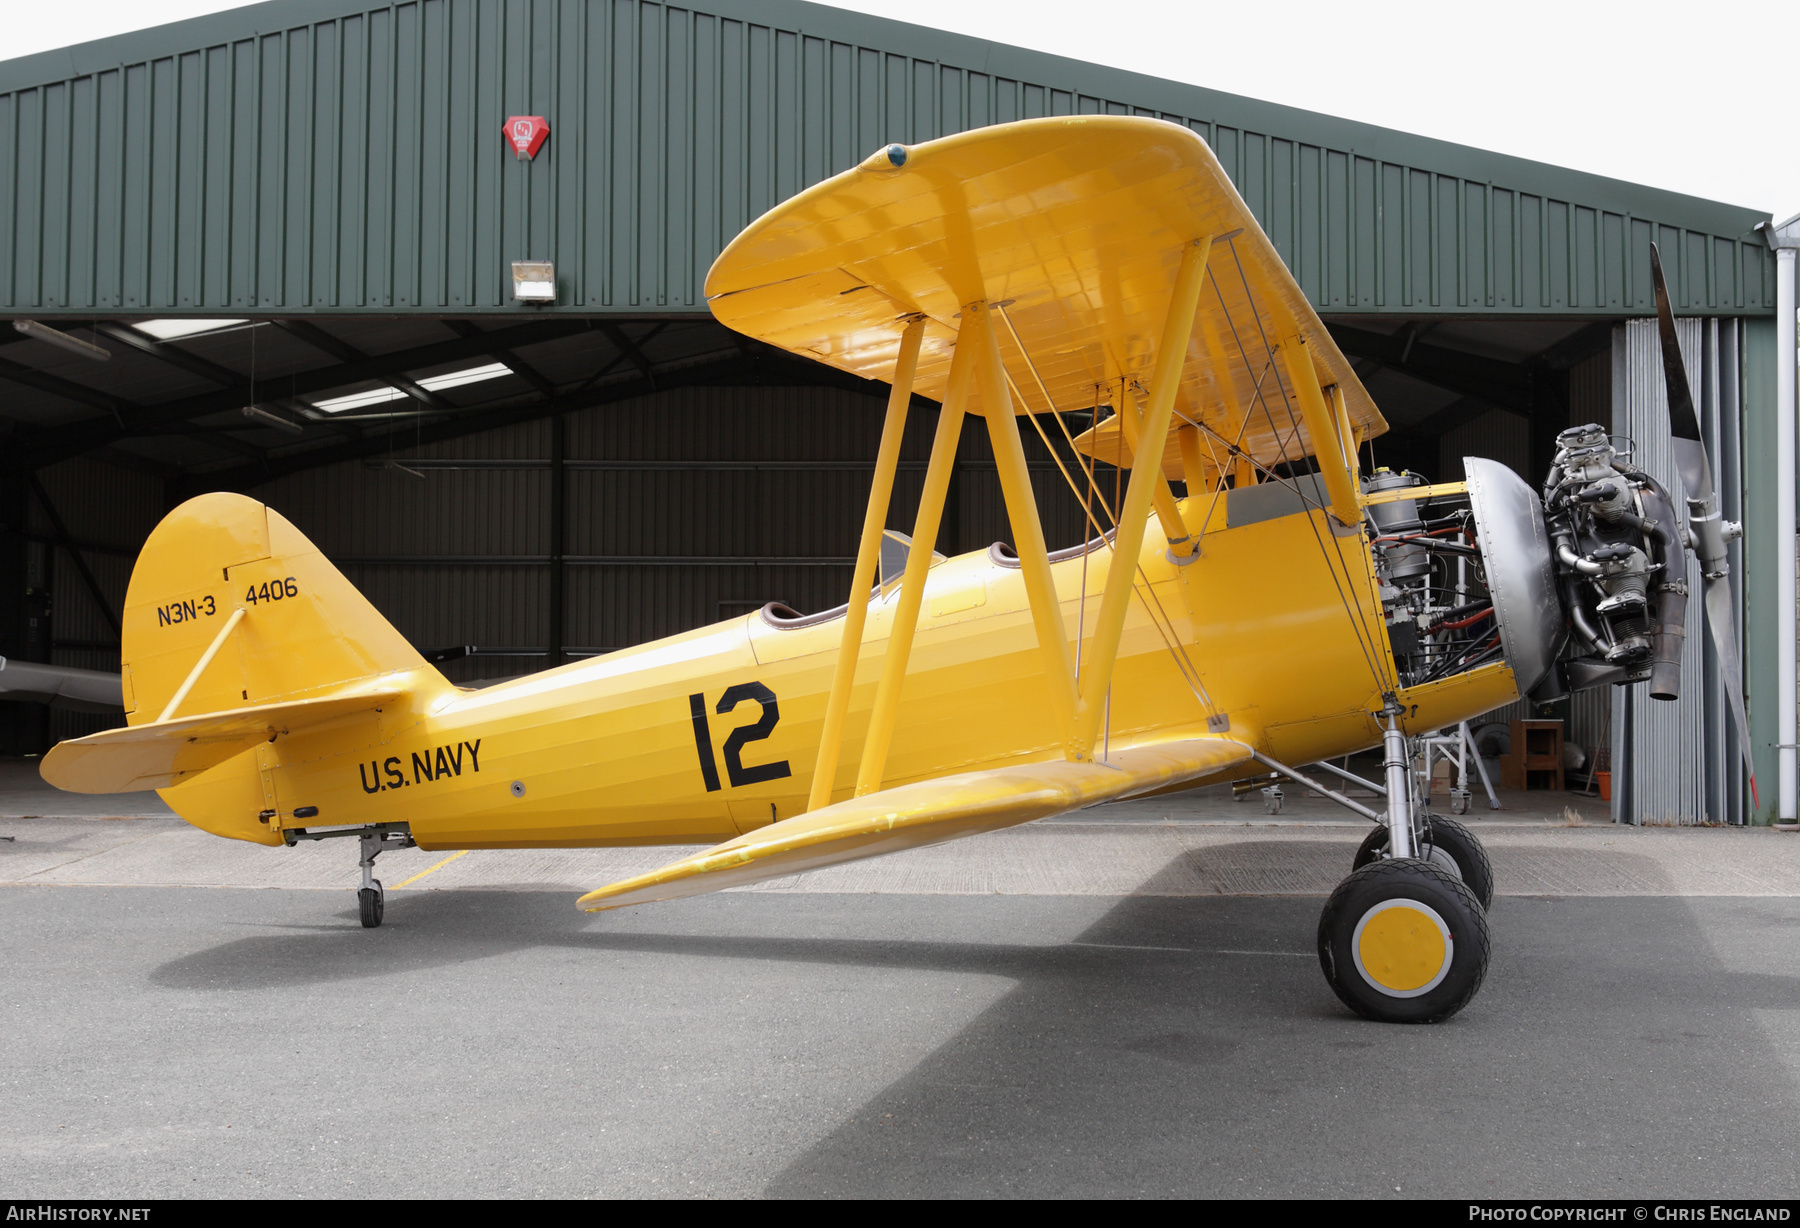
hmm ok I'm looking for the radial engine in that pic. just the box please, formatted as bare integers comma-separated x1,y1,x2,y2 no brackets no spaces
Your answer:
1365,426,1726,705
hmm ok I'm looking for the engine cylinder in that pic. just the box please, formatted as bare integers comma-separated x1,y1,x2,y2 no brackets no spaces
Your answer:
1364,468,1432,581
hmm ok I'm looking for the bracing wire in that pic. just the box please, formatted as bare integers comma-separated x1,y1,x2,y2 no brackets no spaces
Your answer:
992,305,1218,715
1213,244,1392,694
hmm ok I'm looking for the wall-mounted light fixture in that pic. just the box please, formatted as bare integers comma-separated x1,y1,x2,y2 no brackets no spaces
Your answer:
512,261,556,304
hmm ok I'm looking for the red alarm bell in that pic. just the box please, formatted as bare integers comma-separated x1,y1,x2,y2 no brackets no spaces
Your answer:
504,116,549,160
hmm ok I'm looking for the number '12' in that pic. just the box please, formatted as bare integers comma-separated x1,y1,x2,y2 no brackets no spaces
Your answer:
688,682,791,792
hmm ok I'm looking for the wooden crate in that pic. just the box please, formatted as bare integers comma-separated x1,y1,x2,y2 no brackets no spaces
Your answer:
1501,719,1564,791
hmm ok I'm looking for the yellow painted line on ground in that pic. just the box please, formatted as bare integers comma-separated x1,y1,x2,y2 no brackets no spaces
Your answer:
392,849,470,890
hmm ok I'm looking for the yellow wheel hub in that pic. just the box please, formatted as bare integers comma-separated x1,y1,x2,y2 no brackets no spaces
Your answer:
1353,899,1452,997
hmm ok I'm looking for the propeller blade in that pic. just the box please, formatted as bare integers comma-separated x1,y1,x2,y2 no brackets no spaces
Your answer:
1702,574,1760,809
1650,243,1755,807
1649,244,1713,506
1650,244,1734,574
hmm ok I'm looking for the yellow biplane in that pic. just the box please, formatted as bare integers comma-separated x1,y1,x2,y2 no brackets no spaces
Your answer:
41,116,1751,1024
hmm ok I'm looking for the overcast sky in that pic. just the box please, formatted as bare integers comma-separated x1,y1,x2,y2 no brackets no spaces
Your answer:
5,0,1794,219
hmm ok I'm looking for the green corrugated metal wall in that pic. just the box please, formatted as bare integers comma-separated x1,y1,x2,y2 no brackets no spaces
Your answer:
0,0,1776,317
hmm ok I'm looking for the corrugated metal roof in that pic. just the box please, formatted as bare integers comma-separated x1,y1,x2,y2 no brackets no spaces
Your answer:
0,0,1774,319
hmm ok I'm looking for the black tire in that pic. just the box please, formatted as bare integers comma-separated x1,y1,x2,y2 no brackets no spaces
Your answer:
1317,858,1490,1024
358,883,384,929
1353,815,1494,909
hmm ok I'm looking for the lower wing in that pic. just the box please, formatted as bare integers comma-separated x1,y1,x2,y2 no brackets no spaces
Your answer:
576,734,1253,911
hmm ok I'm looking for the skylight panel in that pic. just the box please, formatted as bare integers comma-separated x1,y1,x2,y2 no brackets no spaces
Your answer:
312,386,410,413
132,319,250,341
417,362,511,391
310,363,514,413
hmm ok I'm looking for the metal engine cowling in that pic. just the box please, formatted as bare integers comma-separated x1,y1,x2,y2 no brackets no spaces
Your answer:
1464,458,1564,697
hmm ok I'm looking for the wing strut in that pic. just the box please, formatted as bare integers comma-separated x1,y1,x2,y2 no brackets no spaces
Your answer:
806,315,925,813
1330,384,1361,488
1120,386,1197,556
853,317,977,796
1069,235,1213,761
1176,424,1207,497
973,303,1079,730
1278,338,1361,527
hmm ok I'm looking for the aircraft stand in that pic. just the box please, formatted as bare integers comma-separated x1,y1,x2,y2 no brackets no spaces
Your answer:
1418,722,1500,814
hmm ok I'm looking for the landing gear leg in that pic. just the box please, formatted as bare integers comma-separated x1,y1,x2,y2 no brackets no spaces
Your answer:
356,830,413,928
1315,699,1491,1022
1381,709,1417,858
357,834,385,928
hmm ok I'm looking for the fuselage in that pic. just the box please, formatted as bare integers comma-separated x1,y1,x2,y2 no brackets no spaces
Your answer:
166,493,1518,850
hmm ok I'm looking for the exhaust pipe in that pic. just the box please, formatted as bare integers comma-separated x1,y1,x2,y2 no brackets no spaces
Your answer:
1637,479,1684,701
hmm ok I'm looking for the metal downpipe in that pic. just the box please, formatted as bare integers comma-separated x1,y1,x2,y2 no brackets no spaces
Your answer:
1777,244,1797,822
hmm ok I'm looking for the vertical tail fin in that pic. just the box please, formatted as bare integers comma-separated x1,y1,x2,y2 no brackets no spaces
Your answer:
120,493,431,723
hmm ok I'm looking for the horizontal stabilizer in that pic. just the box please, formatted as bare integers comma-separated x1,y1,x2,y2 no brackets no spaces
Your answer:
576,735,1252,911
40,690,402,794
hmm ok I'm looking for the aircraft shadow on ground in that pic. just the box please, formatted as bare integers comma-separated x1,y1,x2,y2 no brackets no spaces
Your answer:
755,892,1800,1198
147,841,1356,992
142,847,1800,1197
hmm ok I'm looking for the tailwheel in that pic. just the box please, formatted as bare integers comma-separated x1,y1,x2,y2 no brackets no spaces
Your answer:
1353,814,1494,909
1317,859,1489,1024
358,881,385,929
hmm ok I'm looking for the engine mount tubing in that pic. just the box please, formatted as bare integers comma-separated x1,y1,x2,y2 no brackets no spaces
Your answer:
974,305,1078,732
809,316,924,813
854,323,975,797
1249,751,1384,821
1069,236,1212,761
1382,716,1415,857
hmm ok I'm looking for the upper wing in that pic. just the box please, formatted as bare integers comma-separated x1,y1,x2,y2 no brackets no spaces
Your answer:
703,115,1384,475
576,734,1253,911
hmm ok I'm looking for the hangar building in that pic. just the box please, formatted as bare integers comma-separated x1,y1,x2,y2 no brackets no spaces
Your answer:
0,0,1789,822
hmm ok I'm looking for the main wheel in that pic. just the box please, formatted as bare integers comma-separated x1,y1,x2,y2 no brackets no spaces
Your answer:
1353,815,1494,908
358,883,385,929
1317,858,1490,1023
